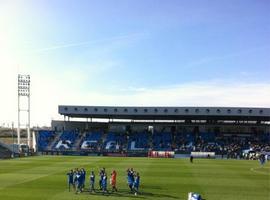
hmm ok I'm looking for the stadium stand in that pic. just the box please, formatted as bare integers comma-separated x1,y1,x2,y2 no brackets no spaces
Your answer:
152,132,173,151
37,130,55,151
81,131,102,151
37,128,270,159
128,132,149,151
35,106,270,158
104,132,127,151
54,131,79,150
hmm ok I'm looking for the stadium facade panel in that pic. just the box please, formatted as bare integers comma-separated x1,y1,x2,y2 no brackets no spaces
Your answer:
59,105,270,121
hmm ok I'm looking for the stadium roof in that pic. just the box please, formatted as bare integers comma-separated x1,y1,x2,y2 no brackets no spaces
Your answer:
59,105,270,121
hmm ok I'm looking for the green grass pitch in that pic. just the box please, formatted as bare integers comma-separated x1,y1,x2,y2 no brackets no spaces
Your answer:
0,156,269,200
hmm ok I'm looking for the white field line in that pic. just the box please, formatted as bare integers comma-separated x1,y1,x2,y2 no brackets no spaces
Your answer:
250,167,270,175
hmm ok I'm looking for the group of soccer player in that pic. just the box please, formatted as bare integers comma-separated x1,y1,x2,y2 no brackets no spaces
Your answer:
66,167,140,196
126,168,140,196
66,168,86,194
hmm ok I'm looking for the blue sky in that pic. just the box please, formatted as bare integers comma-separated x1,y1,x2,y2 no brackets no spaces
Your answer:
0,0,269,125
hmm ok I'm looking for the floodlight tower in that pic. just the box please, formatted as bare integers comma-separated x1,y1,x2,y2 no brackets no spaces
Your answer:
17,75,31,147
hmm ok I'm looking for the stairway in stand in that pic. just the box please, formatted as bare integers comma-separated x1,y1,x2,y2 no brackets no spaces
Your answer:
47,132,62,150
101,131,107,146
72,132,86,151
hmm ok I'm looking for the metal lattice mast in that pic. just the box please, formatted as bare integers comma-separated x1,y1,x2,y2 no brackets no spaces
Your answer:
18,75,31,147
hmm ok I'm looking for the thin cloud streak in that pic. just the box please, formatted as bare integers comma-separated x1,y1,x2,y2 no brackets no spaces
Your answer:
30,32,148,53
185,45,270,68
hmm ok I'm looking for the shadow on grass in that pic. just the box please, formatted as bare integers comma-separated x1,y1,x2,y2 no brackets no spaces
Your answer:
142,185,162,190
76,189,179,199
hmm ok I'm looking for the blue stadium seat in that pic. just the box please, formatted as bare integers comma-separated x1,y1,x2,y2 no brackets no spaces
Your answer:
37,130,55,151
54,131,79,150
128,132,149,150
152,132,172,151
104,132,126,151
80,131,102,150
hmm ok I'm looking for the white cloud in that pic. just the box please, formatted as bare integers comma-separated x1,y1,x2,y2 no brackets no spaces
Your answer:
1,70,270,127
82,81,270,108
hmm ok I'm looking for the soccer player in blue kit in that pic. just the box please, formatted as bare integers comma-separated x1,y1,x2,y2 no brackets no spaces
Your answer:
133,172,140,196
89,171,95,193
127,168,134,192
99,168,105,190
67,169,74,192
75,170,83,194
81,168,86,191
102,173,108,195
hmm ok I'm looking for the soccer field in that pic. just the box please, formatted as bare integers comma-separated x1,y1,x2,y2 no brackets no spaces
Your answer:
0,156,269,200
